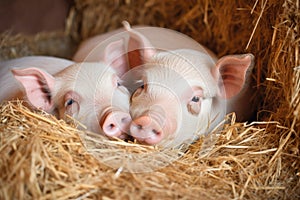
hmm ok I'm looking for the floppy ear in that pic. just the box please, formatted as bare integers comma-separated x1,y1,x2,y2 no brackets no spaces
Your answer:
211,54,254,99
122,21,156,68
11,67,55,111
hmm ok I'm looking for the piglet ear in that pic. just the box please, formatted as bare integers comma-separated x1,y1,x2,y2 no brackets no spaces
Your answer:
11,67,55,111
212,54,254,99
122,21,156,68
104,39,128,77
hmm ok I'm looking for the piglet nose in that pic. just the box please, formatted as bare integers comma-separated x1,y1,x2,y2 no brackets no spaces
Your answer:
130,115,164,144
101,111,132,138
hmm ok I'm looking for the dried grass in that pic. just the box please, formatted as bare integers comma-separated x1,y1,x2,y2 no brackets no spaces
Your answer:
0,31,76,60
0,0,300,199
1,101,298,199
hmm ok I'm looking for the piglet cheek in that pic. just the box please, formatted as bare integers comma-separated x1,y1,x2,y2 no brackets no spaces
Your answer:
187,101,201,115
65,102,79,116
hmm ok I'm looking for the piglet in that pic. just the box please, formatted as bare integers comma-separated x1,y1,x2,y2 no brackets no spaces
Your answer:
124,23,254,147
0,53,131,138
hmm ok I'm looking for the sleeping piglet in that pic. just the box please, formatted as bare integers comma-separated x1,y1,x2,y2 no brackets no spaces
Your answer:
0,54,131,138
73,22,255,148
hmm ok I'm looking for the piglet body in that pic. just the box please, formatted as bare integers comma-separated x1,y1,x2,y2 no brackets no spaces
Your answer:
73,24,211,64
0,55,132,138
0,56,74,102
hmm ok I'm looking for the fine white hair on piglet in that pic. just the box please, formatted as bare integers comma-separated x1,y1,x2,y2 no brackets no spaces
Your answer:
146,49,219,98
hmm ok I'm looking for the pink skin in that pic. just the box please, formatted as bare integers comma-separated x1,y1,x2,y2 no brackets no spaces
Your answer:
0,55,132,138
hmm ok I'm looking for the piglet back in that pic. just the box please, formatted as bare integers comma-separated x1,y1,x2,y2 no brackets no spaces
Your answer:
0,56,74,102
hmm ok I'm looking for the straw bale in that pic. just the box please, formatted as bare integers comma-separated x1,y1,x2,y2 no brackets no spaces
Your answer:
0,0,300,199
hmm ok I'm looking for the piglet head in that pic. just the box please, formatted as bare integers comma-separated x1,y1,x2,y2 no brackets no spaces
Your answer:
55,63,131,139
129,52,254,147
123,23,254,147
12,40,132,139
128,51,220,147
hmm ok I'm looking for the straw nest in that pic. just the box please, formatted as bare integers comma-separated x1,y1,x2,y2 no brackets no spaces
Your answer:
0,0,299,199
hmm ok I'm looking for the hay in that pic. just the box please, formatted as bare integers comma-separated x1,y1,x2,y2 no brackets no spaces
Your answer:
0,0,300,199
1,101,298,199
0,31,77,60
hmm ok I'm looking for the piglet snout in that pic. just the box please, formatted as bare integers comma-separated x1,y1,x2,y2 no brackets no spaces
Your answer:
130,115,164,144
101,111,132,138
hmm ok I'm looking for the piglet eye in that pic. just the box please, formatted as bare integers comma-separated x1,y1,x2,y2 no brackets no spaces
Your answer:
186,87,204,116
65,98,75,106
64,98,79,116
187,96,202,116
132,84,146,99
117,82,121,87
64,91,81,116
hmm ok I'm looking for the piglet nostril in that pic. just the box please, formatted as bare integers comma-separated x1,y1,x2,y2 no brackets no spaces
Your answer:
108,123,115,129
137,124,143,130
152,129,160,135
